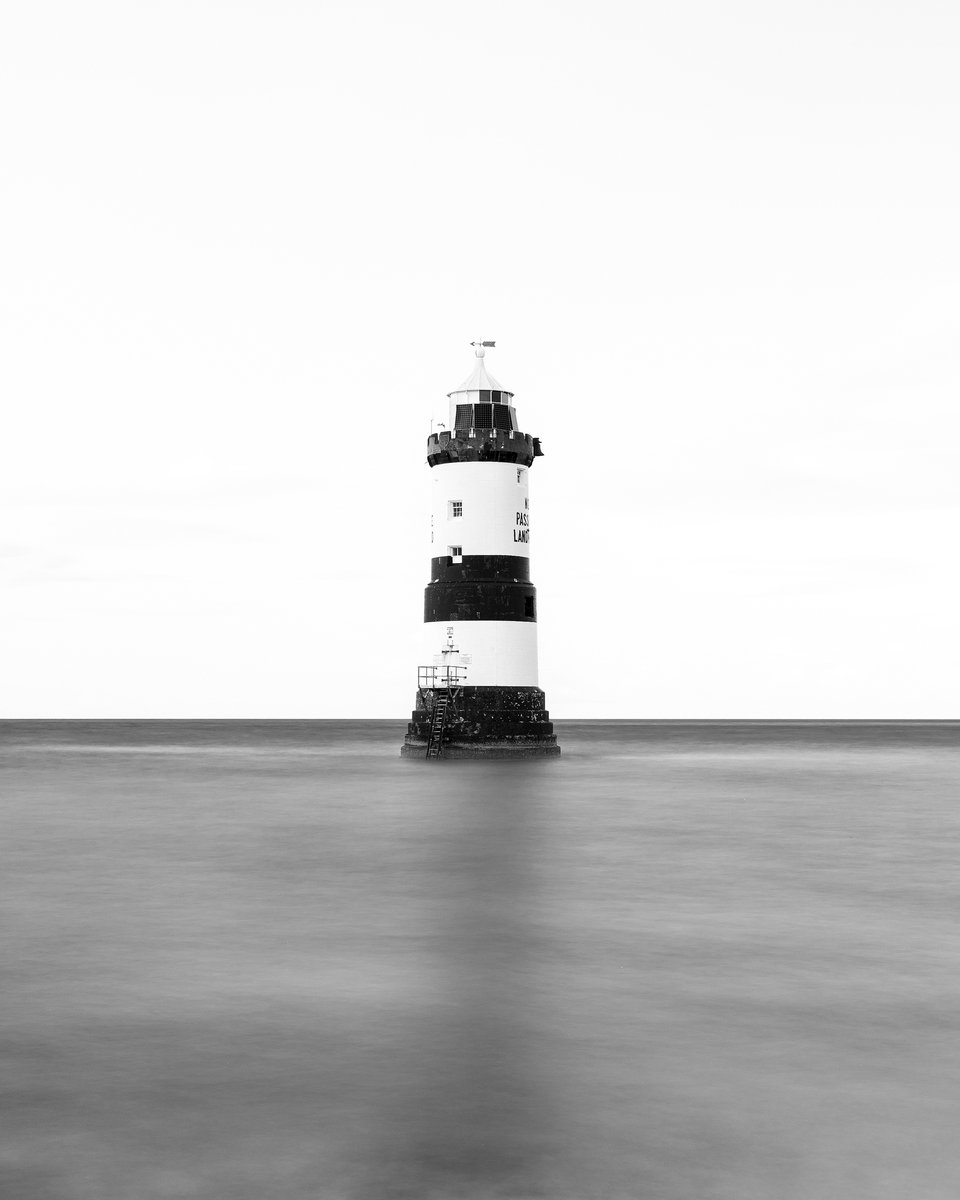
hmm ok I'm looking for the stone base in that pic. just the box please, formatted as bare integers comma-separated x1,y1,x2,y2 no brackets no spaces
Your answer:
400,685,560,759
401,740,560,759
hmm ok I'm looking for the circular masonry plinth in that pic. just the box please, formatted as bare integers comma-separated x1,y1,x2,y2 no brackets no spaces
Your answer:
401,685,560,759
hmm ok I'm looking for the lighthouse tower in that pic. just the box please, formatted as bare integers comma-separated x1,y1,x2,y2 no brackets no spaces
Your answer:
401,343,560,758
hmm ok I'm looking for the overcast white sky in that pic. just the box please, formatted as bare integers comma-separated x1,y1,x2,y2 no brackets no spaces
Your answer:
2,0,957,718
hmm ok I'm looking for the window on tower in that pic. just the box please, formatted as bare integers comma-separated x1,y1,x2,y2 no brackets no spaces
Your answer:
453,402,514,433
473,402,504,429
492,404,513,430
449,500,463,518
449,545,463,562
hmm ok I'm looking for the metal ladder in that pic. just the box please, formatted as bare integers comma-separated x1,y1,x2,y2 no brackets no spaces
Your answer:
425,697,448,759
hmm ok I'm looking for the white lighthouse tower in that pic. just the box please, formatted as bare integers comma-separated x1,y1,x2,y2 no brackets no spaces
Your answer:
401,343,560,758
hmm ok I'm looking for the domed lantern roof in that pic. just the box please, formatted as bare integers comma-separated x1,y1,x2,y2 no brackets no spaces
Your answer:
447,342,513,398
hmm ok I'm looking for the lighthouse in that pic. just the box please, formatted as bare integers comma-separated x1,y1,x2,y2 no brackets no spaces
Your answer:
401,343,560,759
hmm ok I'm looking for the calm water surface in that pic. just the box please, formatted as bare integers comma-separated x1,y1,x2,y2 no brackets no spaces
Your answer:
1,720,958,1199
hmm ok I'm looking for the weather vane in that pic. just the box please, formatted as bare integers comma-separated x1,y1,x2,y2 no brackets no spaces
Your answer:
470,340,496,357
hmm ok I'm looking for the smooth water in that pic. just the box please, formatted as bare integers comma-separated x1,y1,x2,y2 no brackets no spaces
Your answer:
2,721,958,1199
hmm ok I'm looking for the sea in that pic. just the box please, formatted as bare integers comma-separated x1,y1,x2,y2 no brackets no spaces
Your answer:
2,720,959,1200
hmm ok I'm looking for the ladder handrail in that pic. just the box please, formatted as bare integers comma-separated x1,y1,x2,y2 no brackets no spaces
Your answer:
426,696,448,759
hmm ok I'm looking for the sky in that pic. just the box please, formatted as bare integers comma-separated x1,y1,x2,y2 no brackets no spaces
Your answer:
1,0,958,718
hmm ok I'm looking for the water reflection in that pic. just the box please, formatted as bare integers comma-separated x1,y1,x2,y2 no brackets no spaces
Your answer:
358,765,560,1198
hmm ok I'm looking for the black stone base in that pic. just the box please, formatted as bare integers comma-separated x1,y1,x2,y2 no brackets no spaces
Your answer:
400,686,561,759
400,741,559,759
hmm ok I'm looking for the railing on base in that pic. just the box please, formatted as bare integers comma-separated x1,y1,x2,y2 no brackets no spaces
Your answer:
417,664,466,698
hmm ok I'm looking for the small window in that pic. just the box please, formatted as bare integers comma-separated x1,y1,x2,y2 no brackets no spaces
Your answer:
491,404,512,430
449,545,462,561
516,469,524,484
449,500,463,518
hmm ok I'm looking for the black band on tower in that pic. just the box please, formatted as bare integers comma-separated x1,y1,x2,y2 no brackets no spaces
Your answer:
430,555,531,583
424,581,537,623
